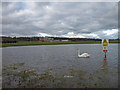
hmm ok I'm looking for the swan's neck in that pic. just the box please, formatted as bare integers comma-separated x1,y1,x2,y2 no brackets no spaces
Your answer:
78,49,80,55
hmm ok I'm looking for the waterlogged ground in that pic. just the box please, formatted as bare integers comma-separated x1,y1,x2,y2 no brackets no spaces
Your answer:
0,68,1,89
3,61,117,88
0,75,1,89
2,44,118,88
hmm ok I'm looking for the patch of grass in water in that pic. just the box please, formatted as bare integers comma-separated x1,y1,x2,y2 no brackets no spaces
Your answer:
3,63,88,88
3,62,117,88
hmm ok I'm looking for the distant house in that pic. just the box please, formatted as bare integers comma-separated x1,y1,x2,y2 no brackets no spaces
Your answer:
39,37,54,42
46,37,54,42
54,40,60,42
61,40,69,42
39,37,45,42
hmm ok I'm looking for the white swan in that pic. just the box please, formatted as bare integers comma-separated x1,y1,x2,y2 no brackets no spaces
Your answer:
77,48,90,58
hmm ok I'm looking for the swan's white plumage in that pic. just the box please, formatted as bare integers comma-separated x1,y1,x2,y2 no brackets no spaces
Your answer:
77,49,90,58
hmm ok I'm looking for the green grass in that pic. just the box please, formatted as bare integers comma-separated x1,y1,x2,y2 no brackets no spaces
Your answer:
109,40,120,43
1,40,119,47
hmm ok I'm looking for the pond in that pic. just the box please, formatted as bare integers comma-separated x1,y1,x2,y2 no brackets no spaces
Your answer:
2,44,118,88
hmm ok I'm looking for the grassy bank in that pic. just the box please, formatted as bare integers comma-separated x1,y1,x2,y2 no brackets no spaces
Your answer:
1,40,119,47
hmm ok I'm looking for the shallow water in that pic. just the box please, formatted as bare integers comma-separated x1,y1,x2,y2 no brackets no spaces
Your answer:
2,44,118,88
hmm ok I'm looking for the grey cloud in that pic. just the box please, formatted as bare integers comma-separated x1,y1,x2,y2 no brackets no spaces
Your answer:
2,2,118,39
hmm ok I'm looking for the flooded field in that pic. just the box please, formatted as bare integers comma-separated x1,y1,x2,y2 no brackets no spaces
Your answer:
0,48,2,89
2,44,118,88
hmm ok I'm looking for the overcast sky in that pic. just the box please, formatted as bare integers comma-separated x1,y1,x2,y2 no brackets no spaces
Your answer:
2,2,118,39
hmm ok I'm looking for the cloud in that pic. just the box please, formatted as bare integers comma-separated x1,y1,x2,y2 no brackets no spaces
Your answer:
2,2,118,39
103,29,118,36
38,32,52,37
